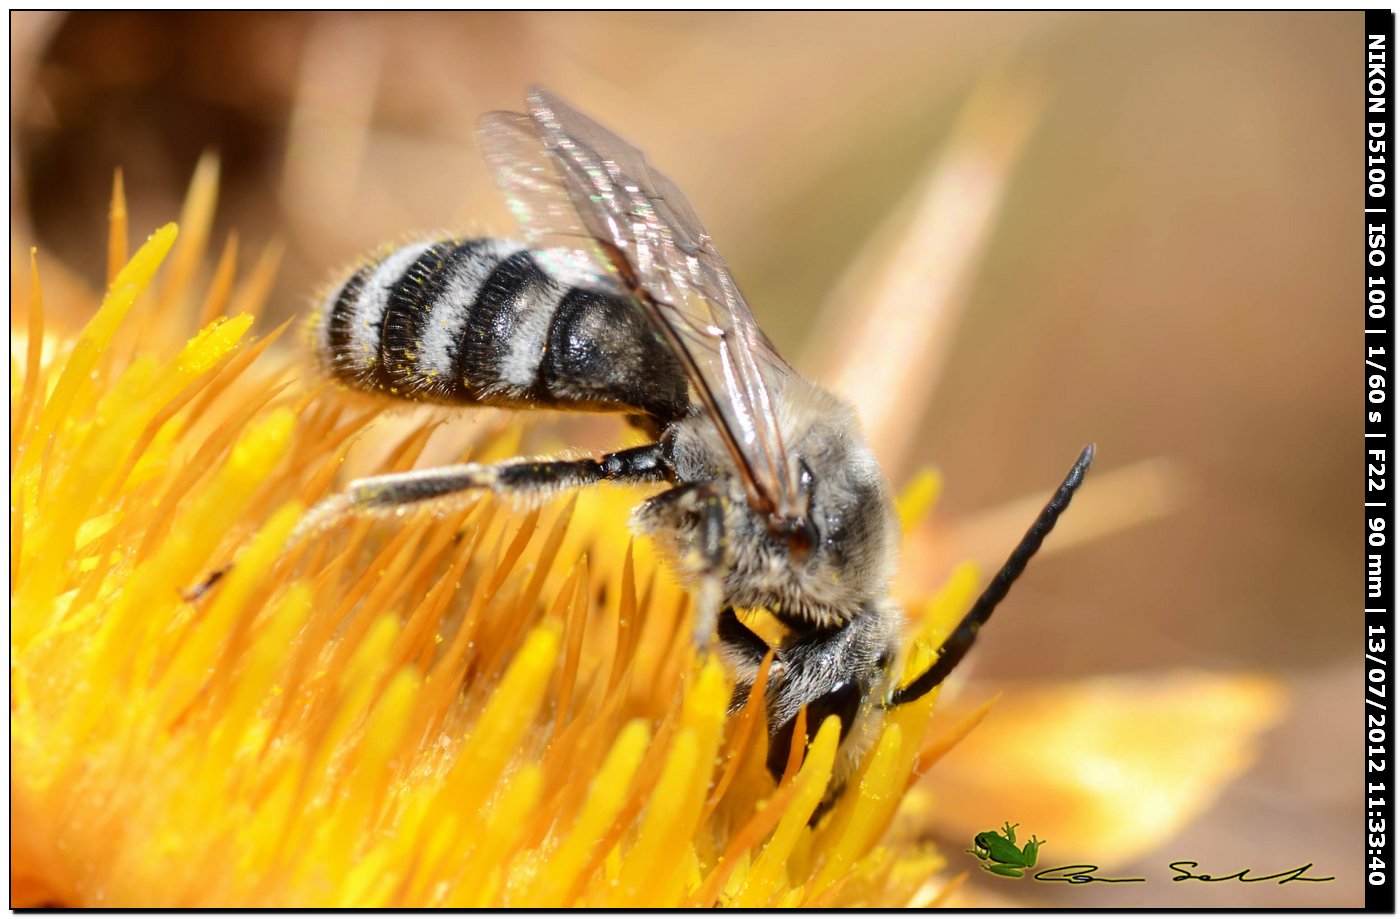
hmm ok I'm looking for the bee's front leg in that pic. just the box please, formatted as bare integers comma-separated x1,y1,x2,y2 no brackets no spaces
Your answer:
717,606,773,691
634,482,729,647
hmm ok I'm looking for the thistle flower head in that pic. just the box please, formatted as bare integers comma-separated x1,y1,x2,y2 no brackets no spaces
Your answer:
13,89,1284,902
11,170,995,908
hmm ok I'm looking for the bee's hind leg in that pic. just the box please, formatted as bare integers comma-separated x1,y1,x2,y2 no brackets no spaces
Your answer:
294,442,670,542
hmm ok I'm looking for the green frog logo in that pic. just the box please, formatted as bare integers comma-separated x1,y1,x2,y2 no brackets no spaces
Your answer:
967,821,1044,878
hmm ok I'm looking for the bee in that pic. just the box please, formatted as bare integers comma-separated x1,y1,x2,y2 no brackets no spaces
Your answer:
308,86,1094,806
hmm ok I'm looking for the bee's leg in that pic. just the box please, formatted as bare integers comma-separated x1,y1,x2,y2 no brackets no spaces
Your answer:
718,607,773,711
296,443,669,540
719,607,771,671
633,482,728,646
352,442,668,508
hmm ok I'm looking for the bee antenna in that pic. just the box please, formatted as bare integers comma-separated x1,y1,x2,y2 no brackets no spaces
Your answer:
888,443,1096,708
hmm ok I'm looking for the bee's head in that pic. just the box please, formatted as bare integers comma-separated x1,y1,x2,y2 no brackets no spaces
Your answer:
726,432,901,627
648,409,899,626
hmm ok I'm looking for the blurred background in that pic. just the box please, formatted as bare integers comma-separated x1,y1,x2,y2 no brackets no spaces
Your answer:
10,11,1361,906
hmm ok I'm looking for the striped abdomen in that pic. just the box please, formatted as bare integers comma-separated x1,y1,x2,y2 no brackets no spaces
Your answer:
312,238,689,422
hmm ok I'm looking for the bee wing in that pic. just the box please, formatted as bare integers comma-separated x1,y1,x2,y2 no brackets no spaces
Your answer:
474,111,614,268
475,86,801,519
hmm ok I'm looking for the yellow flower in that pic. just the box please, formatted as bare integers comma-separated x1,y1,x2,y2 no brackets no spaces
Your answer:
12,165,994,909
14,73,1283,900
